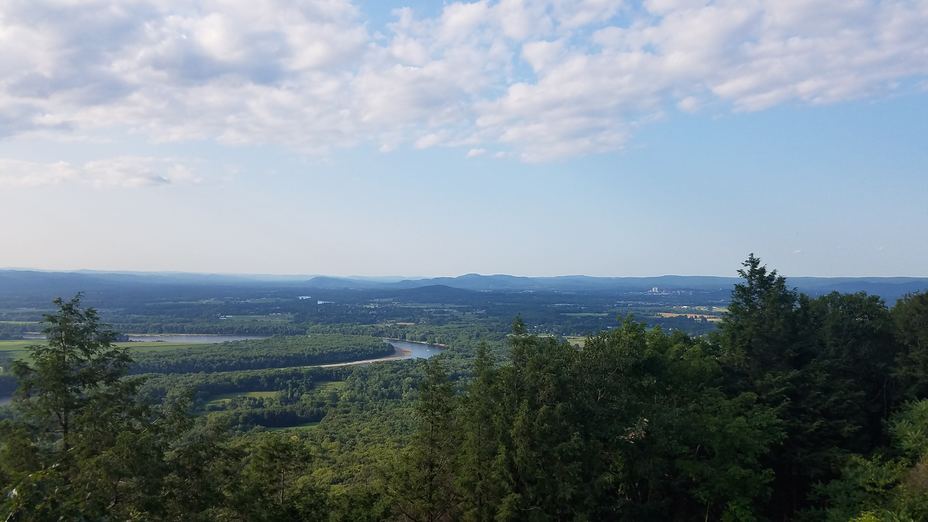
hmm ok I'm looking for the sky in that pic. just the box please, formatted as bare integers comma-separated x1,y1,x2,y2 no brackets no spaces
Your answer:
0,0,926,277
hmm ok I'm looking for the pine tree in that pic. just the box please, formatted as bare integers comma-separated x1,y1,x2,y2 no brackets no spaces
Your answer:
457,343,503,521
1,295,164,519
894,292,928,400
394,358,459,521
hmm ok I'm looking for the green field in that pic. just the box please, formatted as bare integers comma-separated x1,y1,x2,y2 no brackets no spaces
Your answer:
315,381,347,394
204,390,279,408
565,336,588,347
220,314,292,322
0,340,215,360
0,341,34,352
122,342,211,353
265,421,320,431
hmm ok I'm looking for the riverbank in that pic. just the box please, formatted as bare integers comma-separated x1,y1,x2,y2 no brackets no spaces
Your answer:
315,347,414,368
384,338,449,349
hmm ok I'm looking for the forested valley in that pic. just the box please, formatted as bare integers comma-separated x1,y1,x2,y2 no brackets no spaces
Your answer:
1,255,928,520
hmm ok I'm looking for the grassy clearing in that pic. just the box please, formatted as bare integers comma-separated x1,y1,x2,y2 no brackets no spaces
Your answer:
204,390,279,408
220,314,292,322
0,340,208,350
210,391,279,401
0,340,213,360
565,336,587,347
265,421,320,431
315,381,347,394
655,312,723,323
124,342,209,353
0,341,35,352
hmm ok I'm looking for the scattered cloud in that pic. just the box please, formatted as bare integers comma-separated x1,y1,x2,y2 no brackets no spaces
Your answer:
0,0,926,166
0,157,199,188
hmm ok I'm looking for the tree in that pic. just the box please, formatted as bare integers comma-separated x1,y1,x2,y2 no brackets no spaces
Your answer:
0,295,163,519
0,295,231,520
808,292,900,453
12,294,130,453
511,315,527,336
495,332,584,520
394,358,460,521
818,400,928,521
893,292,928,400
577,321,781,520
716,255,821,518
718,253,808,382
457,343,503,521
230,433,327,521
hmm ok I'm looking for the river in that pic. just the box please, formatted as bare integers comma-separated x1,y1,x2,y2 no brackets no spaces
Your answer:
313,339,443,368
385,339,443,359
0,338,444,403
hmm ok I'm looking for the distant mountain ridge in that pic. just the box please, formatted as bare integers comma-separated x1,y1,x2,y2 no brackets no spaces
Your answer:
1,269,927,303
302,273,928,301
306,272,927,289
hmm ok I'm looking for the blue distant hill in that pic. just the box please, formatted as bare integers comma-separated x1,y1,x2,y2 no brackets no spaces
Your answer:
1,269,927,303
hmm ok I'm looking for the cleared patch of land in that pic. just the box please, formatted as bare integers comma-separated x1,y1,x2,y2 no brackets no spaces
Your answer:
655,312,723,323
0,341,35,352
205,390,279,408
0,340,209,360
315,381,347,394
565,336,587,347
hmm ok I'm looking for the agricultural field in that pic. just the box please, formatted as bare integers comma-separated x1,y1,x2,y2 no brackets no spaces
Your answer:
655,312,723,323
0,340,208,360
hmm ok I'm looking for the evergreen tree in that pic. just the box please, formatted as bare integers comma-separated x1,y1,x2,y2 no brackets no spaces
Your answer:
231,433,327,521
1,295,166,519
808,292,900,453
394,358,459,521
716,255,820,517
495,332,584,520
894,292,928,400
12,294,130,453
457,343,504,521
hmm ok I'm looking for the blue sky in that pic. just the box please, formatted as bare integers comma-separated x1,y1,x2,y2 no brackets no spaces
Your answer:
0,0,926,277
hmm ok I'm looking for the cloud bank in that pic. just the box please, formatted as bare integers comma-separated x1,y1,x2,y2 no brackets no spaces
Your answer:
0,157,199,188
1,0,926,163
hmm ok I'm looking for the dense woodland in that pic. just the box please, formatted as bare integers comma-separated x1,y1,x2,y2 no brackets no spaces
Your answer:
1,255,928,520
129,335,392,375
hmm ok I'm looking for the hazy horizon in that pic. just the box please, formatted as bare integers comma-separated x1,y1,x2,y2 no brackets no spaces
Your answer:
3,265,928,280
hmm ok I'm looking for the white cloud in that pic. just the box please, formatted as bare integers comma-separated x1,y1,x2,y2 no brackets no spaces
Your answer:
0,0,926,166
0,157,199,188
522,40,566,73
